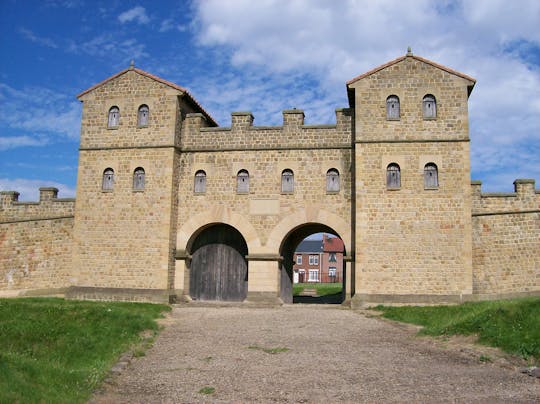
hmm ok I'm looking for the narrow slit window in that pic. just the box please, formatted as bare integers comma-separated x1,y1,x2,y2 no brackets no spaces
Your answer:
423,94,437,119
386,163,401,189
133,167,145,190
326,168,340,192
194,170,206,193
102,168,114,191
281,169,294,193
424,163,438,188
237,170,249,193
386,95,400,119
108,106,119,127
137,105,149,126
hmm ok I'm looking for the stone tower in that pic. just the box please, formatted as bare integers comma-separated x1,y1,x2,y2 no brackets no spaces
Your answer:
71,65,216,301
347,50,476,304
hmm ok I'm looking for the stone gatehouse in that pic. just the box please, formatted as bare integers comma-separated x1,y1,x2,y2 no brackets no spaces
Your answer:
1,50,539,306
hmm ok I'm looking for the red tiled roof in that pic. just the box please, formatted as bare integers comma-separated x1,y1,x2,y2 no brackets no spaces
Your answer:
76,66,218,126
346,54,476,86
323,236,344,253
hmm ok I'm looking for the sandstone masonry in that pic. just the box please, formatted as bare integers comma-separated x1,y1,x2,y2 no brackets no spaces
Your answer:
1,51,539,305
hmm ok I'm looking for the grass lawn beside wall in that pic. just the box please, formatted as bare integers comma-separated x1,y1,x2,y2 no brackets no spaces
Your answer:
375,297,540,364
0,298,170,403
293,282,342,296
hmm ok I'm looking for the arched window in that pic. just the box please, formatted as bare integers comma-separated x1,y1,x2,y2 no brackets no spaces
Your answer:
102,168,114,191
108,106,119,128
194,170,206,193
424,163,438,188
137,104,149,126
133,167,145,190
281,169,294,193
237,170,249,193
326,168,340,192
423,94,436,119
386,163,400,189
386,95,400,120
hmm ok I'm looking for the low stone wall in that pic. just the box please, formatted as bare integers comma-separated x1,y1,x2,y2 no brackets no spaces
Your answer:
0,188,75,296
471,180,540,298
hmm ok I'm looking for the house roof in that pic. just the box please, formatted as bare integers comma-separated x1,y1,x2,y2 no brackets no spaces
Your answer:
295,239,323,253
323,236,344,253
76,65,218,126
346,52,476,87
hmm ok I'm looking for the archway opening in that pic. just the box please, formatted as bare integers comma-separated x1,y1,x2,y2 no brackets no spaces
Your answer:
279,224,346,304
188,223,248,302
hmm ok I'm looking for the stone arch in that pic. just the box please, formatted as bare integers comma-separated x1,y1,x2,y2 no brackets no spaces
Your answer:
176,206,261,253
266,208,351,255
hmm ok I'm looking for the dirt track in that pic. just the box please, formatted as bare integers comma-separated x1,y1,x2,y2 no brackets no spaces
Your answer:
92,305,540,403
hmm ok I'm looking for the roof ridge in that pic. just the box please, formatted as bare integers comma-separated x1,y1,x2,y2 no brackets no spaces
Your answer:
347,54,476,86
76,66,218,126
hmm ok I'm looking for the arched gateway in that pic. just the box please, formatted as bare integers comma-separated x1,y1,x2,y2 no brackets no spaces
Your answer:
188,224,248,301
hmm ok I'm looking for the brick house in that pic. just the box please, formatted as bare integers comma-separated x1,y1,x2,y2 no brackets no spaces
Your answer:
293,235,344,283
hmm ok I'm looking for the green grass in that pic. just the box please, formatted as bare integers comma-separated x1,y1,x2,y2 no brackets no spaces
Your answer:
375,297,540,363
248,345,290,354
198,386,215,395
0,297,170,403
293,282,342,296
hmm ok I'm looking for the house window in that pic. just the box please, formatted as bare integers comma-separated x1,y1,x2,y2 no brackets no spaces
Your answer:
281,169,294,193
137,104,149,126
329,267,337,278
296,255,302,265
108,106,119,127
387,163,401,189
424,163,439,188
326,168,340,192
329,252,337,263
308,255,319,265
423,94,436,119
308,270,319,282
133,167,145,191
237,170,249,193
194,170,206,193
386,95,400,120
102,168,114,191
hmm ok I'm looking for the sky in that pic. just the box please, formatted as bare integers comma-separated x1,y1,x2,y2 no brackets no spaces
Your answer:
0,0,539,201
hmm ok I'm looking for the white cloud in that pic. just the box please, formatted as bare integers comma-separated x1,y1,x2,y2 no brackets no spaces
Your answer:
191,0,540,191
0,135,49,151
67,34,148,61
0,83,81,140
19,27,58,48
118,6,150,25
0,178,76,202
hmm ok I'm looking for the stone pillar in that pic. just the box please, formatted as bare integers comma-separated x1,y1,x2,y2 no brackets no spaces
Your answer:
282,109,304,129
1,191,19,207
514,179,536,196
231,112,254,130
245,256,283,305
39,187,58,202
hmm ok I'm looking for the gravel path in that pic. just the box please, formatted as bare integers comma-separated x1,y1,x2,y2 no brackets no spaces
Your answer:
92,305,540,403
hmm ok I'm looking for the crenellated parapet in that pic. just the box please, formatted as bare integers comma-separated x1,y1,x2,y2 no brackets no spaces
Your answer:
471,179,539,216
0,188,75,223
180,108,353,151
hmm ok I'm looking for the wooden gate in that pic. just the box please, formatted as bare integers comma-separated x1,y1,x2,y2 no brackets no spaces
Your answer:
189,224,248,301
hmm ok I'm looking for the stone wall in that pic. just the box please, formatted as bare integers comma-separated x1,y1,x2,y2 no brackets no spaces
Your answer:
0,188,74,296
471,180,540,298
349,54,474,305
175,108,353,299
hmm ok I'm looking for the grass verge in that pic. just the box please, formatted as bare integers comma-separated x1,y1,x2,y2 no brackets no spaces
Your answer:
293,282,342,296
0,297,170,403
375,297,540,363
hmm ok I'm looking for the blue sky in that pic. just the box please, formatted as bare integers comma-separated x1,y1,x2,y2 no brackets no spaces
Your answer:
1,0,539,201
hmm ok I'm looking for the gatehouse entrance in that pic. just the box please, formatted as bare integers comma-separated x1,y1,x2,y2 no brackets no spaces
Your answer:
280,224,346,304
189,223,248,301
